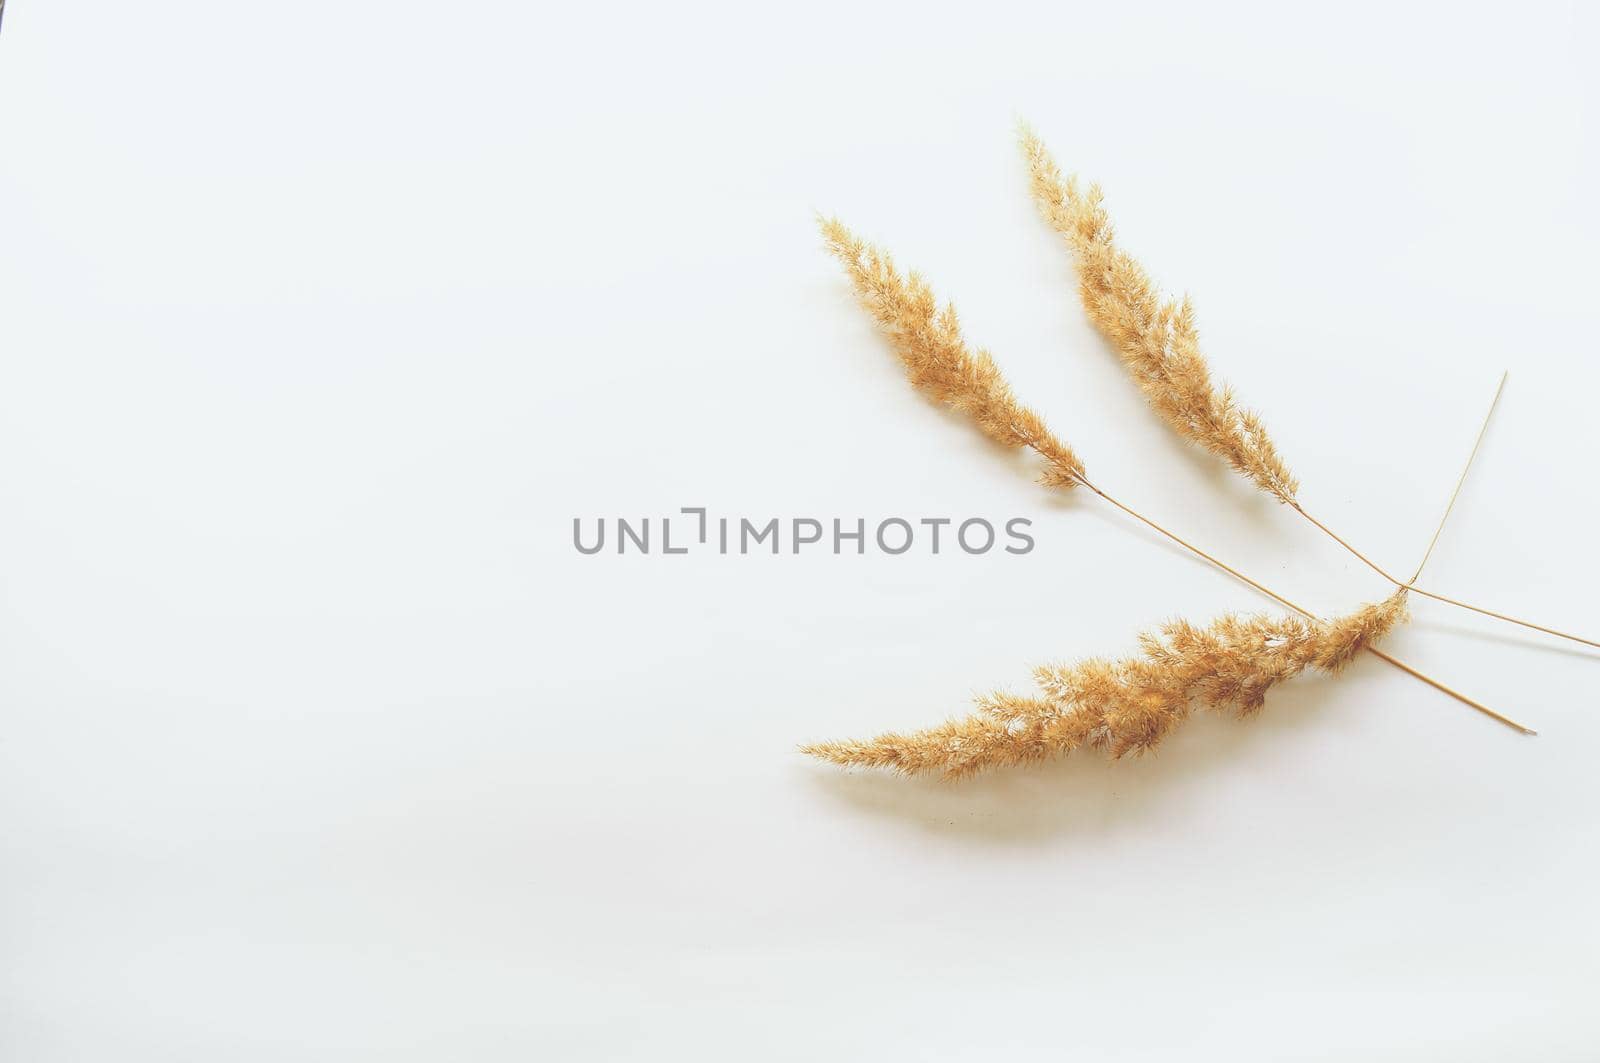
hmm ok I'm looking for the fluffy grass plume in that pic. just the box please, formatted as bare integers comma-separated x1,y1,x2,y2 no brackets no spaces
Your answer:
1020,128,1299,504
1022,129,1599,653
819,216,1086,489
804,590,1409,778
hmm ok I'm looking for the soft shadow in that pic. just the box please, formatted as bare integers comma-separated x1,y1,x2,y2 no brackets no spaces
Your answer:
801,679,1349,844
1149,423,1255,502
1408,619,1600,663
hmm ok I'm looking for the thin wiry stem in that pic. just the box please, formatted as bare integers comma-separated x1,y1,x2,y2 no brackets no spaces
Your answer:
1410,372,1505,584
1290,500,1600,651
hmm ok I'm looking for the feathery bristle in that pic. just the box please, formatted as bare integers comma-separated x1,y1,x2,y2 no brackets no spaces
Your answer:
819,216,1087,488
804,590,1408,778
1020,130,1299,504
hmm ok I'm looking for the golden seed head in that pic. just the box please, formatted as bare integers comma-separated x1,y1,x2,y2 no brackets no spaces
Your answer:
1021,129,1299,504
805,591,1408,778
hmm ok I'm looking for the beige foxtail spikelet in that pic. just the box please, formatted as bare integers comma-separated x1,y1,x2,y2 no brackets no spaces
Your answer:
1020,128,1300,504
803,590,1409,778
1023,129,1600,654
819,217,1087,489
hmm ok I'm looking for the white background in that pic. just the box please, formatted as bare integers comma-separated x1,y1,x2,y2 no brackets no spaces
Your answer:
1,2,1597,1059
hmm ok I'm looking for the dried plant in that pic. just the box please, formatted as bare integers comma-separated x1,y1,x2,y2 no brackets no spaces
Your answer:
1020,131,1298,505
804,590,1409,778
1021,127,1598,651
818,218,1532,735
819,218,1085,489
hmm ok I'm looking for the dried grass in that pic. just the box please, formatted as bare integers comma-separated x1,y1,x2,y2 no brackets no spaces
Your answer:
1021,127,1298,504
807,215,1530,770
804,591,1409,778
